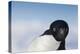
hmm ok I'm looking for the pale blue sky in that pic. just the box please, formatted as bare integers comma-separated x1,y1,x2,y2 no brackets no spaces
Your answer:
10,1,78,52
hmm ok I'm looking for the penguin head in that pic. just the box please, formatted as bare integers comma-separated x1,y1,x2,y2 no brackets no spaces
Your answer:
50,20,69,41
41,20,69,41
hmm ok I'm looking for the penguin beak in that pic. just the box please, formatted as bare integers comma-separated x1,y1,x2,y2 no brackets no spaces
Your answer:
40,29,52,36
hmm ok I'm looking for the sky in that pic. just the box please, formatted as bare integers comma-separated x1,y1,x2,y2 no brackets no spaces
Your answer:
10,1,78,52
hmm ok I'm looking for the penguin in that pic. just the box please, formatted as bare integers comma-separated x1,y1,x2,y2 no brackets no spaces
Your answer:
26,20,69,52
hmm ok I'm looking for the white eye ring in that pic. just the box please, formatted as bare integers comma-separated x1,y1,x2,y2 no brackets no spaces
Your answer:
59,28,64,34
53,28,56,32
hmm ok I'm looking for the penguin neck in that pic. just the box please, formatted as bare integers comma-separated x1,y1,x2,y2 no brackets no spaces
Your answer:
57,40,65,50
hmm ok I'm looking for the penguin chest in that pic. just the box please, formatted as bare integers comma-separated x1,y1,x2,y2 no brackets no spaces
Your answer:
26,35,61,51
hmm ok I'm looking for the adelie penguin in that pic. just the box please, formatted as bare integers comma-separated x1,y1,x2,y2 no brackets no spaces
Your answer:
26,20,69,52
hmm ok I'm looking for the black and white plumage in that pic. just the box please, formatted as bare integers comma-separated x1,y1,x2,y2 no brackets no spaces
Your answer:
26,20,69,51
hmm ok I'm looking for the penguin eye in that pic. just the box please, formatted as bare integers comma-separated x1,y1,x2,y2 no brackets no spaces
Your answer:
59,28,64,34
53,28,56,32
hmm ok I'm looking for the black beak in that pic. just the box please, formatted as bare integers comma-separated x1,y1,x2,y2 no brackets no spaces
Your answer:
40,29,52,36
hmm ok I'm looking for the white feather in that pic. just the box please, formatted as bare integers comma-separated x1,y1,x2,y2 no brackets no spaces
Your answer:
26,35,61,51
